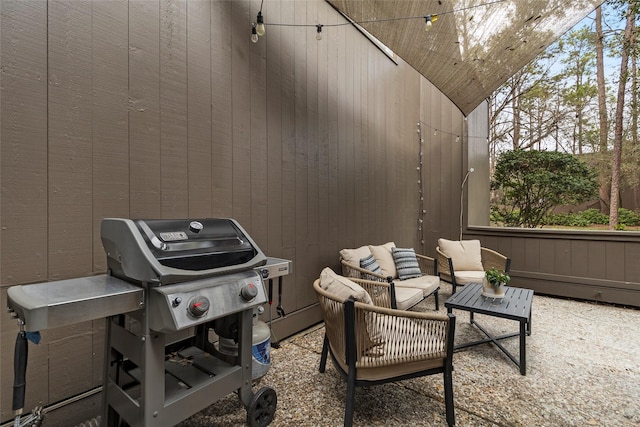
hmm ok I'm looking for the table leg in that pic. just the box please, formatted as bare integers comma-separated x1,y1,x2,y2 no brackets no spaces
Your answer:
519,320,526,375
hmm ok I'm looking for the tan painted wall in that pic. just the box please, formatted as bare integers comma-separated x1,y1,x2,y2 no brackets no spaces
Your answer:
0,0,467,423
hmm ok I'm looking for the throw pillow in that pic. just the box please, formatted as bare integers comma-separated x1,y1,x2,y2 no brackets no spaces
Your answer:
319,267,373,305
339,245,372,267
368,242,396,278
392,247,423,280
360,254,383,277
438,238,483,271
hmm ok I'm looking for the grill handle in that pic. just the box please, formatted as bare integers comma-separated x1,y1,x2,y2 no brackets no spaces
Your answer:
12,329,28,414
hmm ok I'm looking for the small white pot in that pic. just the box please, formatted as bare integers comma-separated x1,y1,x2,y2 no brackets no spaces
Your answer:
481,277,506,299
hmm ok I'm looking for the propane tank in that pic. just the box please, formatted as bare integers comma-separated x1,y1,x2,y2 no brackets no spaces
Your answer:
218,306,271,380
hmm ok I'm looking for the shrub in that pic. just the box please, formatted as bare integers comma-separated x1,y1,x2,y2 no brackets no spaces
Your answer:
491,150,599,228
618,208,640,226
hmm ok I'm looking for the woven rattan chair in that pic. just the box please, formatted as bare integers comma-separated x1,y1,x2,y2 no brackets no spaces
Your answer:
340,252,440,310
314,278,456,427
436,238,511,294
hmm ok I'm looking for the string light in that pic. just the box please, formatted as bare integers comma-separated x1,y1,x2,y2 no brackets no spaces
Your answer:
256,11,266,36
424,15,438,32
251,25,259,43
250,0,507,42
419,120,486,142
417,121,426,253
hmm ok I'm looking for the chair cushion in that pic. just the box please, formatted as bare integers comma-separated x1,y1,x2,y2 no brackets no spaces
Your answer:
391,247,423,280
438,238,483,271
393,287,424,310
368,242,396,278
339,245,371,266
360,254,382,275
452,270,485,285
394,274,440,297
319,267,373,305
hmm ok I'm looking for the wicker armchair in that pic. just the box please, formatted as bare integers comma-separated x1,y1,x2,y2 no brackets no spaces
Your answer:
436,238,511,294
314,278,456,427
348,277,421,310
340,249,440,310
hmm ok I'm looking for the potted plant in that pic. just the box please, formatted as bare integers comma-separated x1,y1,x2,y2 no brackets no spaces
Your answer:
482,268,510,299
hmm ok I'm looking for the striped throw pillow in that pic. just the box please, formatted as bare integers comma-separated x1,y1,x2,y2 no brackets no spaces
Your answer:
392,247,423,280
360,254,383,280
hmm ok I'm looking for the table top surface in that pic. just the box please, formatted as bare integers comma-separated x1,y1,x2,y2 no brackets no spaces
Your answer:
445,283,533,321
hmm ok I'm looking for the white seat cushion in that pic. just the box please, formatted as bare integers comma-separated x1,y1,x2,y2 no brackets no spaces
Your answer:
394,275,440,296
438,238,483,271
452,270,485,285
393,287,424,310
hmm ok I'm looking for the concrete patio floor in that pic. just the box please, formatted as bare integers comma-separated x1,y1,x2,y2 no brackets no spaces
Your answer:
179,282,640,426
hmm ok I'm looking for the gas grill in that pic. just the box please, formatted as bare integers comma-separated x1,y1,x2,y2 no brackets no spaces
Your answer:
7,218,289,427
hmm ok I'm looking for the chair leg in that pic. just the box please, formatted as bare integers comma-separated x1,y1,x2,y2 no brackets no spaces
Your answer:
344,369,357,427
444,367,455,426
319,334,329,373
434,289,440,311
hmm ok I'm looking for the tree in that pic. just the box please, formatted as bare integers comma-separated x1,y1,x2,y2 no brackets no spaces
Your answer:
558,27,598,155
609,1,637,229
491,150,599,228
595,5,611,213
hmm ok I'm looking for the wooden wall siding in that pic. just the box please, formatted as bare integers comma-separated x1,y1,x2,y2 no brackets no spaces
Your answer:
465,229,640,307
0,0,466,422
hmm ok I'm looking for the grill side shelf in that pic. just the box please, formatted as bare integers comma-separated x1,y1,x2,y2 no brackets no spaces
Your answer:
7,275,144,332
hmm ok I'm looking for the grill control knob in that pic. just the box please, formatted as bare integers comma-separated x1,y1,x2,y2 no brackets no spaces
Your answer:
189,221,203,233
240,283,258,301
188,296,210,317
172,297,182,307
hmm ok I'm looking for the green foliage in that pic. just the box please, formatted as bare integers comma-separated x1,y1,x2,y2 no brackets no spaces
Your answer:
618,208,640,226
491,150,599,227
485,268,510,287
544,208,640,228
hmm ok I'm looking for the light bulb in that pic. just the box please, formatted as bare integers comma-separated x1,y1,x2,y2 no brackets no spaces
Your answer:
256,12,265,36
424,15,438,32
424,15,433,32
316,25,323,41
251,26,259,43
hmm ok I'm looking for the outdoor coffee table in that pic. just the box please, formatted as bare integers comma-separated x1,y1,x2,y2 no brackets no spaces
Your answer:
445,283,533,375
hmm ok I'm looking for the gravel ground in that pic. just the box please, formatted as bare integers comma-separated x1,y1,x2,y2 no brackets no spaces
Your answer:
178,283,640,426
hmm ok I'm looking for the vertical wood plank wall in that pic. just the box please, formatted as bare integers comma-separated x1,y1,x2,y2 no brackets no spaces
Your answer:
2,1,638,423
0,0,466,422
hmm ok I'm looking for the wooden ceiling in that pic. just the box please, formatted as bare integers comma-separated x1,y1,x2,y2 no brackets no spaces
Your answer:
327,0,604,115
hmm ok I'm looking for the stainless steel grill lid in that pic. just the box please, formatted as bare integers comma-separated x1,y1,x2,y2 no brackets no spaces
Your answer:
101,218,267,285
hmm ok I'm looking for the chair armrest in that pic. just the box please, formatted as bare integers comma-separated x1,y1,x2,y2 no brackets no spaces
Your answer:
416,253,437,276
481,247,511,273
353,301,455,366
435,246,453,276
340,258,387,281
350,277,397,309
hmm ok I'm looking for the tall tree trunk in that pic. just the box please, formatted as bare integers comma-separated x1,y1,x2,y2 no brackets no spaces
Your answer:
595,6,610,213
512,83,521,149
610,5,635,229
633,49,640,209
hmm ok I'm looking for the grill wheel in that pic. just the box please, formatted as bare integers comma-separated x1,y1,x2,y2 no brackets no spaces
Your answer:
246,386,277,427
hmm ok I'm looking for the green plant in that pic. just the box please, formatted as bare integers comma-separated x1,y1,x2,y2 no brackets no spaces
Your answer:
618,208,640,226
485,268,511,287
491,150,599,228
